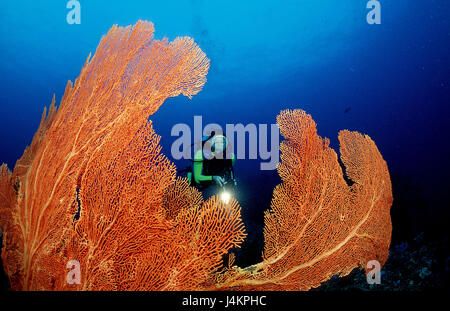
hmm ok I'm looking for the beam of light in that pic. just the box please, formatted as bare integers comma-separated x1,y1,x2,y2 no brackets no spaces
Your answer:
220,191,231,204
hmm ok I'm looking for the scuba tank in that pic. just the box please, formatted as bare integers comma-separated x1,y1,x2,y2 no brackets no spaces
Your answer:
185,131,237,191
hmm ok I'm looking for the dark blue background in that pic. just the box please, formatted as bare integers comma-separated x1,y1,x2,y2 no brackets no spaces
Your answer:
0,1,449,265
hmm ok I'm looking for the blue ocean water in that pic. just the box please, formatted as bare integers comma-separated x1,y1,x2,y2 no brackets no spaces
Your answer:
0,0,449,257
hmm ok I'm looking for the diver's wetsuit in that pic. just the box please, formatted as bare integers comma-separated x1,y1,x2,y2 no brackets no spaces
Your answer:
191,149,235,187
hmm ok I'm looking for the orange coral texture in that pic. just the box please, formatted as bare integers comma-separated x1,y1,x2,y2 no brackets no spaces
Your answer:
0,21,247,290
0,20,392,291
207,110,392,290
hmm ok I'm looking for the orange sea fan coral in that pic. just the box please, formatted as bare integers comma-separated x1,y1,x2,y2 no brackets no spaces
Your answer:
0,20,247,291
1,19,392,291
209,109,392,290
161,177,203,221
0,164,21,288
132,196,246,290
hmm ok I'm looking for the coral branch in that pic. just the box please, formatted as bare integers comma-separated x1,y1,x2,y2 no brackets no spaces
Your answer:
161,177,203,221
0,20,245,291
210,109,392,290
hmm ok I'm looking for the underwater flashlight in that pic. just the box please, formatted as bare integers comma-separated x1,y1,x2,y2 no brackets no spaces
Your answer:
220,191,231,204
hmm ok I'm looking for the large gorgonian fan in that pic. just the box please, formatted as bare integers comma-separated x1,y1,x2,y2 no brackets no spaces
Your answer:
207,110,392,290
0,21,392,291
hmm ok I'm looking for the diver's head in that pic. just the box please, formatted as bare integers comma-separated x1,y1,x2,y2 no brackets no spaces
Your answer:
211,134,227,155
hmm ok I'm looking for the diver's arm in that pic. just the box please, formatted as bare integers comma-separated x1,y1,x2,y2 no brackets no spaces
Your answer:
193,150,213,184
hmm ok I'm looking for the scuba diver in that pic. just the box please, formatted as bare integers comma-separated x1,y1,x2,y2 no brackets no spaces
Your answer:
187,132,237,197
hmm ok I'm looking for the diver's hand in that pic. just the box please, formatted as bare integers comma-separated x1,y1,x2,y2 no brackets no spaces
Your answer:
212,176,225,187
